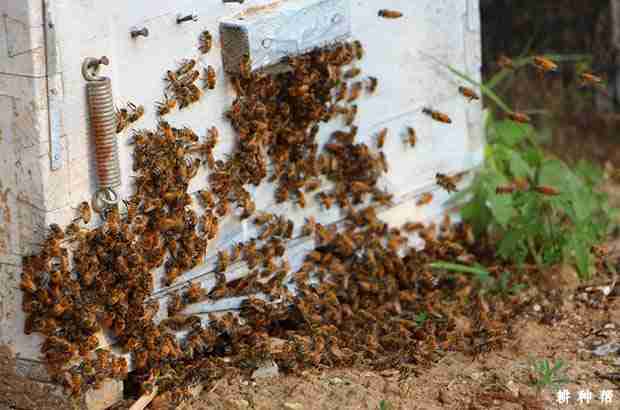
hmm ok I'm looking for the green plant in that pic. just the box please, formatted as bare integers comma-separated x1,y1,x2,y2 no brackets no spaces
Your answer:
378,400,393,410
432,55,616,279
429,262,525,296
531,359,569,390
414,311,428,327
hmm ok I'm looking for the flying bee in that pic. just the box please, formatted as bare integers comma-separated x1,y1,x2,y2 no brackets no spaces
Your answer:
378,9,403,18
495,184,516,194
127,102,145,123
579,71,603,87
416,192,433,206
155,93,176,116
497,55,514,70
534,185,560,196
199,30,212,54
532,56,558,73
507,111,531,124
436,173,458,193
458,86,479,101
406,127,416,147
376,128,387,148
366,76,378,93
423,108,452,124
74,201,92,224
204,66,216,90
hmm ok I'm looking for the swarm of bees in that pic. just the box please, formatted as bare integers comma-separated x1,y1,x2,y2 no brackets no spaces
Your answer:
19,37,522,407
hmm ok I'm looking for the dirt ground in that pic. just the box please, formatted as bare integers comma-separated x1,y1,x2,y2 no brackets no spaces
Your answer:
180,278,620,410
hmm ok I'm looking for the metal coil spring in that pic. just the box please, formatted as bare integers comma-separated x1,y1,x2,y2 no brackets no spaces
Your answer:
83,57,121,211
87,78,121,189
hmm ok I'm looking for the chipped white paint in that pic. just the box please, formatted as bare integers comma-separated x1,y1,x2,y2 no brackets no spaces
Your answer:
0,0,483,362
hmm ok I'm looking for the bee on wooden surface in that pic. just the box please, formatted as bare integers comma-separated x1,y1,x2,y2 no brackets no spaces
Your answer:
344,67,361,79
406,127,416,147
344,105,357,126
376,128,387,149
532,56,558,73
204,66,216,90
507,111,531,124
74,201,91,224
534,185,560,196
416,192,433,206
199,30,212,54
458,86,479,101
353,40,364,60
366,76,378,93
378,9,403,18
422,108,452,124
155,93,176,116
497,55,514,70
347,81,363,102
177,59,197,76
436,173,458,193
127,102,145,123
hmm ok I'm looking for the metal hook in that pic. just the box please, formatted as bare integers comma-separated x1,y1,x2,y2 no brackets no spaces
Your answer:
82,57,109,81
131,27,149,38
177,14,198,24
93,188,119,213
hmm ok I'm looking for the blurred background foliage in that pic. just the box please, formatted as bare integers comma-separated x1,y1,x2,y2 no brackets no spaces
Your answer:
480,0,620,166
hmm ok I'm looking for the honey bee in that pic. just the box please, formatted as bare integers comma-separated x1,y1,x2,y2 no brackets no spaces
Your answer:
403,221,424,233
353,40,364,60
532,56,558,73
199,30,213,54
366,76,378,93
416,192,433,206
344,67,361,79
378,9,403,18
422,108,452,124
156,93,176,116
376,128,387,148
495,184,516,194
74,201,92,224
317,192,334,210
347,82,363,102
216,250,230,273
116,106,129,133
127,103,145,123
436,173,458,193
185,282,205,304
302,216,316,237
177,59,197,76
240,54,252,79
458,86,479,101
534,185,560,196
507,111,531,124
204,66,216,90
406,127,416,147
497,55,514,70
344,105,357,126
579,71,603,86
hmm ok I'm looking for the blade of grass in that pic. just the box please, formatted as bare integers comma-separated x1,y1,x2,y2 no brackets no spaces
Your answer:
428,261,490,276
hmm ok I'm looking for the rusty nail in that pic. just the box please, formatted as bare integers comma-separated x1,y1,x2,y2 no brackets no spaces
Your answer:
131,27,149,38
177,14,198,24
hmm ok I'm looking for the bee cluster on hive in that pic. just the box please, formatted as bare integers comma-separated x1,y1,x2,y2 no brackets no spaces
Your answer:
20,27,487,405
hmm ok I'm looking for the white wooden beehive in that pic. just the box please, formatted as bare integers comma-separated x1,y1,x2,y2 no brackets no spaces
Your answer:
0,0,483,378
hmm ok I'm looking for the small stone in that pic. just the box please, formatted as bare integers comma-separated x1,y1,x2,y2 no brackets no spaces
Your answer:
225,399,250,409
252,360,279,379
283,402,303,410
592,342,620,357
505,380,519,397
329,377,344,385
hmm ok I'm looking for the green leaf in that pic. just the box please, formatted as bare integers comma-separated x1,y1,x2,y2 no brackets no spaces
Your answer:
493,120,533,147
428,261,490,277
509,154,533,179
